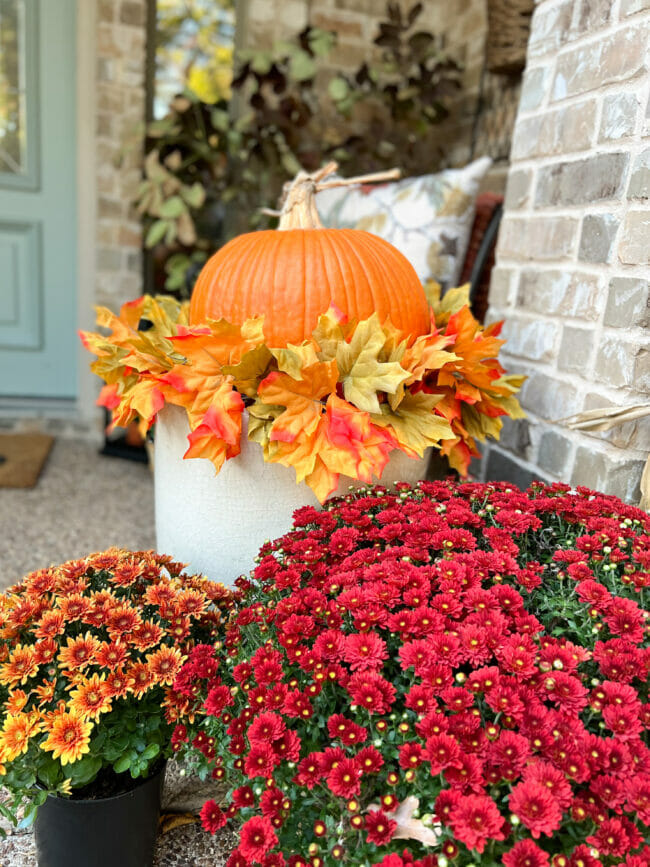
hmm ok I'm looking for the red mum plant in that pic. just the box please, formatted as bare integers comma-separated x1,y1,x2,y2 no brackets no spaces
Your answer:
0,549,236,831
172,481,650,866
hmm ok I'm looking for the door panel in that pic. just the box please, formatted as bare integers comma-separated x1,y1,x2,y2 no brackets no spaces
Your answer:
0,0,77,398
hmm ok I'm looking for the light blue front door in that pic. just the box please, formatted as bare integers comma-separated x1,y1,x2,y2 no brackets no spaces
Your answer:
0,0,77,398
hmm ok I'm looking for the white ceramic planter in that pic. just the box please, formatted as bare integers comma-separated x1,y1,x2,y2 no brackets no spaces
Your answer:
155,405,429,586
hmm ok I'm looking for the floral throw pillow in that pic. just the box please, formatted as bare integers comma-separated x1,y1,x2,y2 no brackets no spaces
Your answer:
316,156,492,289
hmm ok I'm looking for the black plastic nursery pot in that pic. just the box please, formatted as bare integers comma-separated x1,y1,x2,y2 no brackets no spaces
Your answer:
34,764,166,867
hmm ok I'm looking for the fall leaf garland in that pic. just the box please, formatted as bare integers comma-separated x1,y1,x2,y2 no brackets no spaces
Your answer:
81,287,523,501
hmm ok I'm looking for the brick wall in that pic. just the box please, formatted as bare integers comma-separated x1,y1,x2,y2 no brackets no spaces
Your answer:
95,0,148,310
481,0,650,503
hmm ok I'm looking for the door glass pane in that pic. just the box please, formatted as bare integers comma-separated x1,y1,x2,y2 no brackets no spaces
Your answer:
0,0,27,175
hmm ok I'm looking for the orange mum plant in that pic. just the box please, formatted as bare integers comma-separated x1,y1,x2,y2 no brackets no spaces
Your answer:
0,549,235,831
81,283,523,501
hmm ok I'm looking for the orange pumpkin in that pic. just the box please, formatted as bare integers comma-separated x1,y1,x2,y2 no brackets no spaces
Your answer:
189,164,431,347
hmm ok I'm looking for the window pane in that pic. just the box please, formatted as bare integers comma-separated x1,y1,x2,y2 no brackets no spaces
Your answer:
0,0,27,175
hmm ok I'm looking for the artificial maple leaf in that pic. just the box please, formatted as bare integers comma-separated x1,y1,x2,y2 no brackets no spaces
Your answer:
311,306,348,361
304,454,339,503
183,382,244,472
270,343,320,380
335,315,411,414
461,403,504,441
246,400,283,447
439,435,479,476
372,391,453,458
263,428,320,485
258,361,338,445
222,345,273,397
319,395,395,483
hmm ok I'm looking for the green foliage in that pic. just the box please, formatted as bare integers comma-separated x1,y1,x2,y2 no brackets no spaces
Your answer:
137,2,462,295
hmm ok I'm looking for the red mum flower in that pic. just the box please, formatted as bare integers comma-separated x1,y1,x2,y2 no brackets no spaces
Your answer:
356,745,384,774
523,761,573,810
502,839,550,867
327,714,368,746
448,793,505,854
244,742,280,779
365,809,397,846
232,786,255,808
344,632,388,671
204,685,234,717
295,753,322,789
346,671,396,714
399,742,424,770
260,787,285,819
247,712,286,744
509,781,563,838
625,774,650,824
424,733,463,775
200,799,227,833
587,817,635,857
239,815,278,863
273,730,301,763
326,757,361,798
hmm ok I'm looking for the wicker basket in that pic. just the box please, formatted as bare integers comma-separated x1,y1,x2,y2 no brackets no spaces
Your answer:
486,0,535,75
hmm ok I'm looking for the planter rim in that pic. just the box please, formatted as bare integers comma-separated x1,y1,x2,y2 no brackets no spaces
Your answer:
41,763,166,807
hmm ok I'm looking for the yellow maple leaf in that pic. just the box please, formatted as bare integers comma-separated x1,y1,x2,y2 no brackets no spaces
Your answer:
426,282,471,326
311,307,348,361
372,391,453,458
335,314,411,414
270,343,320,380
223,345,273,397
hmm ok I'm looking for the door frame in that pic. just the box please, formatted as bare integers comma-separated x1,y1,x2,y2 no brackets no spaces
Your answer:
75,0,99,431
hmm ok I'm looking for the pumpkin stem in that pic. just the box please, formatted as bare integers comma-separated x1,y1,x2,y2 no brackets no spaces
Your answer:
277,163,401,231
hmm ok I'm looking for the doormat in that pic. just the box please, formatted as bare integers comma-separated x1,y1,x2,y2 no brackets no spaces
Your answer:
0,433,55,488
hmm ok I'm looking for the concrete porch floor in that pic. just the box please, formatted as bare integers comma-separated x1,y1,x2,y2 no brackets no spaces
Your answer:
1,438,156,589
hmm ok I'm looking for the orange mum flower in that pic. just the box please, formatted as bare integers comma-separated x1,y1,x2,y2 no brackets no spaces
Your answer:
6,597,36,631
24,568,56,596
59,560,88,580
86,590,118,627
57,594,92,622
34,679,57,705
169,614,191,641
175,589,208,617
107,605,142,639
128,662,155,697
94,641,128,670
109,561,144,588
0,712,42,761
34,637,58,665
87,551,121,571
69,674,112,721
143,583,176,608
132,620,164,652
42,710,92,765
147,645,183,686
34,610,66,640
58,633,100,672
162,688,194,724
102,668,131,699
4,689,28,715
0,645,38,686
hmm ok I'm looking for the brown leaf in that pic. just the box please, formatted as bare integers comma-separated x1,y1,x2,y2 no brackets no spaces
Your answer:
158,812,199,834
